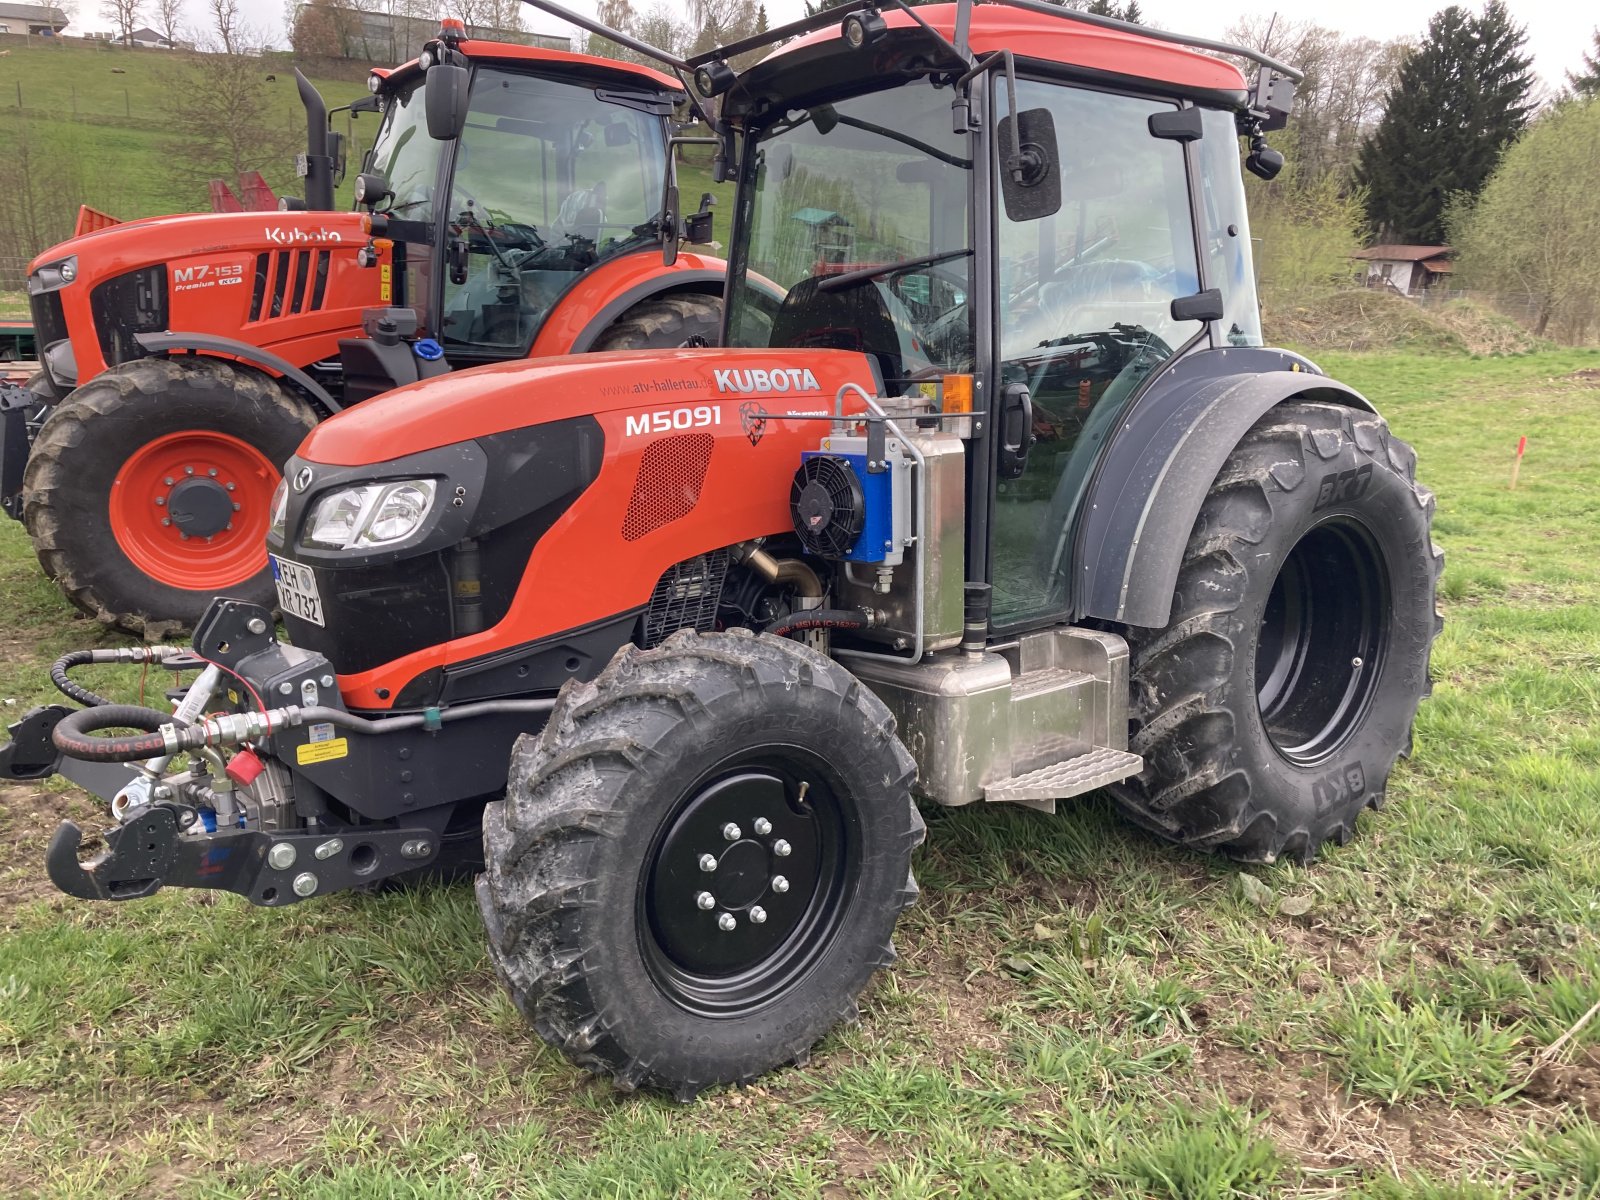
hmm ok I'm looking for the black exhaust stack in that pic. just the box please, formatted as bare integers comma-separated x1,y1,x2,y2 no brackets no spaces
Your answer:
294,68,336,212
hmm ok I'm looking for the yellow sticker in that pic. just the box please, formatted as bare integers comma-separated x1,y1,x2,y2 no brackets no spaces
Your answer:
297,737,349,765
379,282,392,302
380,264,392,283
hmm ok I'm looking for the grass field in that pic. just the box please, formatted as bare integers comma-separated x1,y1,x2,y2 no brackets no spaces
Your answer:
0,37,371,229
2,348,1599,1197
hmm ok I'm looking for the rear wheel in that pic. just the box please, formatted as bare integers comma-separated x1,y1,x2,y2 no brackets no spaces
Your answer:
477,628,923,1099
589,292,721,350
1112,401,1443,863
22,357,317,636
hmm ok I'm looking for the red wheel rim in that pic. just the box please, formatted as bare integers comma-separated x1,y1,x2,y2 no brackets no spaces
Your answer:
109,430,280,591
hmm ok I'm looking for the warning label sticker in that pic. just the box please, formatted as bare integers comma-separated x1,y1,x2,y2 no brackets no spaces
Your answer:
296,737,349,765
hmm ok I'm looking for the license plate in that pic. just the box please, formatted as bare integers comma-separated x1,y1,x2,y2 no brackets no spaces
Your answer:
271,555,324,627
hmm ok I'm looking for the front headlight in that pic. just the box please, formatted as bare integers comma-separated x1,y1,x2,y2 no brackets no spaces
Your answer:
269,479,288,541
29,256,78,294
303,479,437,550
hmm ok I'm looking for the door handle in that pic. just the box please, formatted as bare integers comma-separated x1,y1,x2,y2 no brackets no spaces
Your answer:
998,381,1035,479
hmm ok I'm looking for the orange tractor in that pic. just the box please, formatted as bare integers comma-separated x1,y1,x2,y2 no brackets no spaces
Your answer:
5,0,1440,1100
8,24,729,633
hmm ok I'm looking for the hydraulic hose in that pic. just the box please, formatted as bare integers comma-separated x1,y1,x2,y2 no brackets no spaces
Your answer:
764,609,869,637
51,645,187,709
48,696,562,764
51,650,115,709
52,704,175,763
295,698,557,735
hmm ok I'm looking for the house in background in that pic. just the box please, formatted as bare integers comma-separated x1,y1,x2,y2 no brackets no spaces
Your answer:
127,25,174,48
0,3,69,35
1352,245,1453,297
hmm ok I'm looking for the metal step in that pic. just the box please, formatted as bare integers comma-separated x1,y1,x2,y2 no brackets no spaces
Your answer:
983,746,1143,814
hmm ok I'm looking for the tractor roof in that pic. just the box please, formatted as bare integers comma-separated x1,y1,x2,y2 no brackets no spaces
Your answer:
376,38,681,95
724,3,1248,119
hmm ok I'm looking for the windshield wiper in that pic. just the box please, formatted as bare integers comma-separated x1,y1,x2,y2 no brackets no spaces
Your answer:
816,249,973,294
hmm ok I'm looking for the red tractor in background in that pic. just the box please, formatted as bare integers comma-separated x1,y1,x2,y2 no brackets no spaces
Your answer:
8,23,730,634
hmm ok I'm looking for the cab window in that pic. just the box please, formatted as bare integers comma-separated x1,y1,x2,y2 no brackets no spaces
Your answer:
990,82,1204,627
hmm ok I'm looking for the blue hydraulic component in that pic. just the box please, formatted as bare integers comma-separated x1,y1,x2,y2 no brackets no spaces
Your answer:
413,338,444,361
800,450,894,564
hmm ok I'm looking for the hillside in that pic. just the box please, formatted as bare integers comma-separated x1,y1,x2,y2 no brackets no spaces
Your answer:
0,35,373,266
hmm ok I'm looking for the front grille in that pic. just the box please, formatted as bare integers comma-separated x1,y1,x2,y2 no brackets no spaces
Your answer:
28,288,68,349
89,267,167,365
249,250,331,322
280,554,454,677
642,550,730,647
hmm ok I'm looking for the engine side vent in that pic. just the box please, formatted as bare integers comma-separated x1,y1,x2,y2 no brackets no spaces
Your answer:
622,432,715,542
249,249,332,322
642,550,730,647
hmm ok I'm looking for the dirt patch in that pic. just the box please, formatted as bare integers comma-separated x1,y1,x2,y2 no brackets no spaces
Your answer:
1196,1042,1522,1181
0,781,101,915
1567,368,1600,386
1522,1046,1600,1119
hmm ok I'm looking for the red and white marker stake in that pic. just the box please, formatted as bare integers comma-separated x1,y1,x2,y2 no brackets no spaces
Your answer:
1510,435,1527,490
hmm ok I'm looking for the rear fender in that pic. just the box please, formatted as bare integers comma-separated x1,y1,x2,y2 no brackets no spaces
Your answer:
1076,347,1378,629
567,271,726,353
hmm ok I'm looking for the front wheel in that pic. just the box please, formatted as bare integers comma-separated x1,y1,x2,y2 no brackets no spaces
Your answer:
22,357,318,635
1112,401,1443,863
477,628,924,1099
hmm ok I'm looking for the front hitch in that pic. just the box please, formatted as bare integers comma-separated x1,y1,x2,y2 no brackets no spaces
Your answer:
1,704,142,802
0,705,66,780
46,809,188,901
43,804,451,906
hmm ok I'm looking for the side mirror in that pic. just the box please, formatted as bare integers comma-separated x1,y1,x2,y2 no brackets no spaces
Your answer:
998,108,1061,223
425,62,470,141
328,130,348,185
662,184,679,267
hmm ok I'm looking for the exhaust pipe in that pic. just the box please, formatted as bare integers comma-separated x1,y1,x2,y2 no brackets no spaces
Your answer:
294,68,336,211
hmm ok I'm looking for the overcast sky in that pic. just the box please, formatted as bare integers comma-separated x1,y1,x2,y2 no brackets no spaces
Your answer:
188,0,1592,92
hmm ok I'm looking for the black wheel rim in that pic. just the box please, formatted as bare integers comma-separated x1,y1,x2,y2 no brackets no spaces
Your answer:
1255,517,1391,765
639,747,856,1019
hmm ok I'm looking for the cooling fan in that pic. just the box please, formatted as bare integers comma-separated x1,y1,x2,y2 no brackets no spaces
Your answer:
790,455,866,558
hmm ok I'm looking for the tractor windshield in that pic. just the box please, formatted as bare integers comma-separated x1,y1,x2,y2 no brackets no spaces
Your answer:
726,78,974,393
366,75,444,319
367,67,669,356
439,69,667,356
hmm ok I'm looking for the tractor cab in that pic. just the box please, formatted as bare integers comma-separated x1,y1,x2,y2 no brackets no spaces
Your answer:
352,27,699,375
717,4,1275,631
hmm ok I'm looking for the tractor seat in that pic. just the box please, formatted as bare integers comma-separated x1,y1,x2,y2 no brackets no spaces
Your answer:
768,275,907,388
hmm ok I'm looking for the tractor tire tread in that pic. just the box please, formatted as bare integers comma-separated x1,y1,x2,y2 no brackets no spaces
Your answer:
479,629,921,1099
1111,401,1442,864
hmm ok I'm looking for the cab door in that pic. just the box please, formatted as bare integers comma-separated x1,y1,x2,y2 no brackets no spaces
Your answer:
986,80,1209,631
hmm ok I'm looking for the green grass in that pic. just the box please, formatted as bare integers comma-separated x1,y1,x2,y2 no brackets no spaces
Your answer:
3,347,1600,1195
